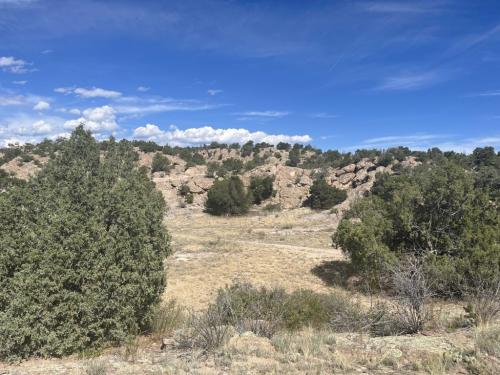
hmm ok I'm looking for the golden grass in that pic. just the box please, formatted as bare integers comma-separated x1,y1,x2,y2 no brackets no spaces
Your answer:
163,208,346,310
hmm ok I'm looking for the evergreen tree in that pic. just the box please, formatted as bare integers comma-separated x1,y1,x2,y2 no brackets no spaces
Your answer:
205,176,250,215
0,126,171,361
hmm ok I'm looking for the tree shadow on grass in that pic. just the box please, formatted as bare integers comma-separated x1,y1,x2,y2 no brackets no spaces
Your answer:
311,260,359,289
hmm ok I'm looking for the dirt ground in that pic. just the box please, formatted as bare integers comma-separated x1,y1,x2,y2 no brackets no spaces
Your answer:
164,207,347,310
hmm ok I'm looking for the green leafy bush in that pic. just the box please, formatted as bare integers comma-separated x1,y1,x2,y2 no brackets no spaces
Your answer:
0,127,171,361
151,152,171,173
204,176,251,215
334,161,500,295
249,175,274,204
304,178,347,209
286,146,301,167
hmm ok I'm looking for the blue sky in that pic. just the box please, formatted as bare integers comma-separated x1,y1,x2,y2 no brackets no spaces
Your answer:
1,0,500,152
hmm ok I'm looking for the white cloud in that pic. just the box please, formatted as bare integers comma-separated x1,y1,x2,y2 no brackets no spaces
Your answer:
64,105,118,133
470,90,500,97
207,89,223,96
0,56,30,73
362,2,440,14
115,97,222,115
235,110,289,118
0,115,64,146
310,112,337,119
54,86,122,98
137,86,150,92
0,95,24,106
376,72,440,91
33,100,50,111
12,80,27,85
58,107,82,115
132,124,311,147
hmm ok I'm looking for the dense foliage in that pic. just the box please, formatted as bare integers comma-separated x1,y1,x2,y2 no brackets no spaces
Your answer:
204,176,250,215
0,127,171,361
333,154,500,294
249,175,275,204
151,152,171,173
304,178,347,209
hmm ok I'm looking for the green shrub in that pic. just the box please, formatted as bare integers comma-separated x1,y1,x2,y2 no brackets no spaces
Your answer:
304,178,347,209
0,126,171,361
334,161,500,295
222,157,244,173
284,290,330,330
286,146,301,167
179,183,190,197
204,176,251,215
249,175,274,204
151,152,171,173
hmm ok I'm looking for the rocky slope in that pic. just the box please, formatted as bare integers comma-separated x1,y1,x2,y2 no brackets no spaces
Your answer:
1,147,419,210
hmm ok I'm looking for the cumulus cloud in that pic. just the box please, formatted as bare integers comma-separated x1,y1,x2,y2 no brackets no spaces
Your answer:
0,115,64,146
137,86,150,92
64,105,118,133
132,124,311,147
54,86,122,98
33,100,50,111
0,56,30,74
13,80,27,85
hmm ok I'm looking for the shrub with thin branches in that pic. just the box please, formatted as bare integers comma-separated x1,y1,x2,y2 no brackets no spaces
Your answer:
391,257,433,334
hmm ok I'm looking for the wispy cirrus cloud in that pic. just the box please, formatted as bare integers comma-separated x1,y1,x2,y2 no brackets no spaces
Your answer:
235,110,290,119
115,96,223,116
362,1,444,14
468,90,500,97
375,71,442,91
207,89,223,96
310,112,337,119
133,124,311,147
54,86,122,99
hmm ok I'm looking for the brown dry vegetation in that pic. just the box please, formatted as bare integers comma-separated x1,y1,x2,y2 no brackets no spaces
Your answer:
3,206,499,375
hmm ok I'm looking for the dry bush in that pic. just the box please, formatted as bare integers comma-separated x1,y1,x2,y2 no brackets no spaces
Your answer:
215,282,287,338
151,299,185,340
464,274,500,326
391,256,433,334
474,325,500,357
85,360,107,375
177,304,230,352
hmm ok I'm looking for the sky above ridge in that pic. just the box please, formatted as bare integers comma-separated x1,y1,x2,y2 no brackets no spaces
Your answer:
1,0,500,153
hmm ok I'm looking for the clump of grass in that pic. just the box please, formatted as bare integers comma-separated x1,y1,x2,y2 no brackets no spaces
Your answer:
474,325,500,357
85,360,107,375
151,299,185,340
122,335,140,362
177,304,230,352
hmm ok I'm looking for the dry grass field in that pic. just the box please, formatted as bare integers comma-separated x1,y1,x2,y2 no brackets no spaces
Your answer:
164,207,347,310
2,207,498,375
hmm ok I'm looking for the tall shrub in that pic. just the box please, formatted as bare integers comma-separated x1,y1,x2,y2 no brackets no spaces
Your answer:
0,126,171,361
204,175,250,215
